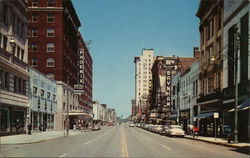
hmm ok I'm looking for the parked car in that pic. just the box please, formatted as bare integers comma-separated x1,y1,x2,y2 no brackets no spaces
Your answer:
129,123,135,127
154,125,164,134
165,125,185,137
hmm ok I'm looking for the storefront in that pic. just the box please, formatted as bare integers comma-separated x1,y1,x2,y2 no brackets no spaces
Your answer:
0,105,28,136
30,110,55,131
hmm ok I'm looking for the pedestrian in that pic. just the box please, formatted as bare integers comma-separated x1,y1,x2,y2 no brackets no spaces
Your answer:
85,122,88,130
73,124,76,131
193,126,199,137
39,123,43,132
15,119,20,134
78,124,82,132
27,122,32,135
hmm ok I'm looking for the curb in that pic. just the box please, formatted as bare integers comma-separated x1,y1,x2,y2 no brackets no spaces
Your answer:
0,135,67,145
184,136,248,149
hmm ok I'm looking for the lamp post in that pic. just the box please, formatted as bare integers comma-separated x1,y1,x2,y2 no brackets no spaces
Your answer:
66,88,69,135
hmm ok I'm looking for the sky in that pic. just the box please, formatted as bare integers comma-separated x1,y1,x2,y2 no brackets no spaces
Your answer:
72,0,200,118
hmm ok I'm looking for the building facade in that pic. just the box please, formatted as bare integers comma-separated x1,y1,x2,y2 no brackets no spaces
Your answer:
222,0,249,141
29,67,57,131
0,0,29,136
93,102,108,124
196,0,224,136
179,61,200,132
27,0,81,130
134,49,154,121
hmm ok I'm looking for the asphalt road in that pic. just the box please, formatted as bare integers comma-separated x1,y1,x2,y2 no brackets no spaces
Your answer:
1,125,248,157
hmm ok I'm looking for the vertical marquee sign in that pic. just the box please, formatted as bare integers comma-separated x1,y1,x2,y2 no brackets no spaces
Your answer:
166,69,171,107
79,49,84,84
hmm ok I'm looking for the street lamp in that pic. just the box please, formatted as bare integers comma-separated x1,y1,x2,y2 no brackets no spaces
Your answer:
210,24,240,143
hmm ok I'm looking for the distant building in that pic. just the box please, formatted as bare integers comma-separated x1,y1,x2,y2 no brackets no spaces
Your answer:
27,0,81,130
134,49,154,121
0,0,29,136
150,54,197,124
108,109,117,123
93,101,108,123
29,67,57,131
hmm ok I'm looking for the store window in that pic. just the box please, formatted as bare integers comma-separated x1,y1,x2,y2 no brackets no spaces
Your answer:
47,28,55,37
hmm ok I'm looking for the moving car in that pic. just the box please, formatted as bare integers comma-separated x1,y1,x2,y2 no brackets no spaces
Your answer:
165,125,185,137
92,124,101,131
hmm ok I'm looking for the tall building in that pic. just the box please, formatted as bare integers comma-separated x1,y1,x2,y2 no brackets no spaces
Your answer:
134,49,154,121
196,0,224,136
0,0,29,136
27,0,81,130
222,0,249,141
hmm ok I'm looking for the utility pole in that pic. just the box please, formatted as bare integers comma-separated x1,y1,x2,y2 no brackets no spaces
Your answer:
66,88,69,135
233,24,240,144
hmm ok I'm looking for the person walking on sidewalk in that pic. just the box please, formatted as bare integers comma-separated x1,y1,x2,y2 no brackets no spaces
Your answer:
193,126,199,138
15,119,20,134
27,123,32,135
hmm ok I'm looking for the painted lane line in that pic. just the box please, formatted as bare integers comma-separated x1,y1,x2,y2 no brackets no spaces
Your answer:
83,140,92,145
59,153,67,157
121,127,129,157
160,144,171,150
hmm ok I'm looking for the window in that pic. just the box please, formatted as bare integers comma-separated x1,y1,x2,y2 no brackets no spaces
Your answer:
32,0,38,7
46,58,55,67
47,92,50,99
21,49,24,61
208,76,213,94
47,0,55,7
4,72,9,90
16,46,20,58
47,73,54,80
31,43,38,52
217,11,221,30
32,57,37,67
53,94,56,100
18,78,22,93
47,14,55,22
3,3,8,24
47,28,55,37
41,89,44,97
23,80,26,95
3,36,7,50
32,14,38,22
240,12,249,82
0,33,2,48
47,43,55,52
33,86,38,94
14,76,18,92
0,70,3,88
32,28,38,37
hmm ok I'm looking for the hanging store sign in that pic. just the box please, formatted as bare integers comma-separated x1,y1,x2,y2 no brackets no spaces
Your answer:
79,49,84,84
166,69,171,107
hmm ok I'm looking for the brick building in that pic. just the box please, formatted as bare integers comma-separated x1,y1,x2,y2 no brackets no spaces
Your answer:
27,0,81,130
150,54,197,125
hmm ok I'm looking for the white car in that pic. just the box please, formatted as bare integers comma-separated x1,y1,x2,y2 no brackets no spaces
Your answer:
165,125,185,137
129,123,135,127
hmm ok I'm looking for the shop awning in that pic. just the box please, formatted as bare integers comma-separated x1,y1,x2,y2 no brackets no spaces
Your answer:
228,98,250,112
194,112,214,119
63,112,91,116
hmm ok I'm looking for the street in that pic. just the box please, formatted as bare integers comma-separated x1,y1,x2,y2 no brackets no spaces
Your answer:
1,125,248,158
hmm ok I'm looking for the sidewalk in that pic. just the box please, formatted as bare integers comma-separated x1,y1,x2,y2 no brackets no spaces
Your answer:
0,130,85,145
184,135,250,149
